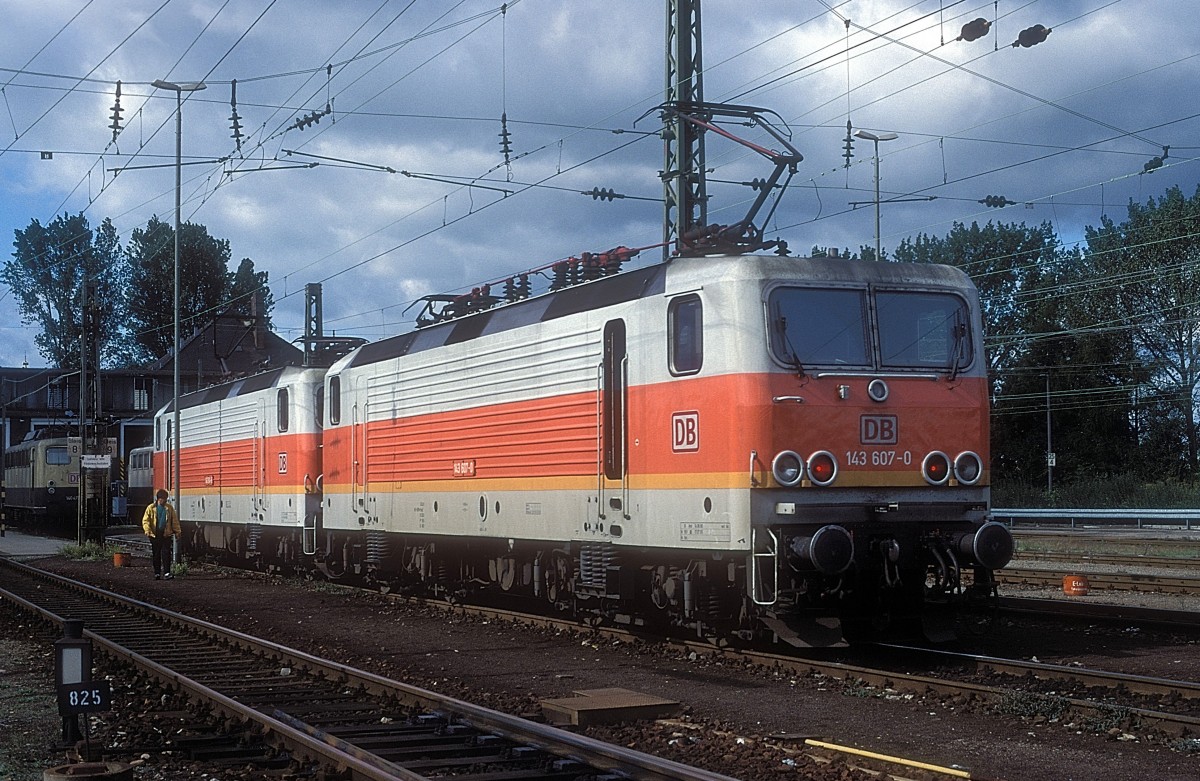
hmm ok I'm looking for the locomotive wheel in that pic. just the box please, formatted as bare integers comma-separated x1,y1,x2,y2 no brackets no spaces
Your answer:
545,551,572,602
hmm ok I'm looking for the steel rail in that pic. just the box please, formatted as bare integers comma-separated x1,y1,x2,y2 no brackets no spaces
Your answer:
872,643,1200,699
1012,550,1197,569
998,567,1200,595
0,558,739,781
997,595,1200,630
0,563,416,781
413,594,1200,737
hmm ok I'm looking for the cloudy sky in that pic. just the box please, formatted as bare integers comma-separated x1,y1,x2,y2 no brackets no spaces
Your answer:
0,0,1196,368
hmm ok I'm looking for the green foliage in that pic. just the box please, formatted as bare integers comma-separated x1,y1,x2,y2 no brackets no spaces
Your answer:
59,540,121,561
896,188,1200,489
170,560,189,578
228,257,275,329
1173,737,1200,754
993,476,1199,508
125,216,232,364
122,217,274,365
996,691,1069,721
1,213,127,367
1084,185,1200,478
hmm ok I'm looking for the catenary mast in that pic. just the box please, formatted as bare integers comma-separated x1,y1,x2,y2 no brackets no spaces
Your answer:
663,0,706,258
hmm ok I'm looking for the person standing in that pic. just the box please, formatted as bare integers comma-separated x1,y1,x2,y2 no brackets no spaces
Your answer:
141,489,181,580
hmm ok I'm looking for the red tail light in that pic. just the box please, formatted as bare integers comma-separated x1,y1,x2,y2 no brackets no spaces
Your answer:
807,451,838,486
923,451,950,485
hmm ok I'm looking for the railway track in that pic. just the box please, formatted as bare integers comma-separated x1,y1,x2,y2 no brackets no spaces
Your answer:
997,595,1200,630
0,558,737,781
997,567,1200,595
403,594,1200,739
1012,549,1197,569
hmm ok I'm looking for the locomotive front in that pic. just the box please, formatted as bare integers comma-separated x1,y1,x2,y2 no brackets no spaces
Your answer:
739,256,1013,639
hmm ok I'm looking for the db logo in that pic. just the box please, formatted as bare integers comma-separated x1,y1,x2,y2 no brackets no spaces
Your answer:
860,415,898,445
672,411,699,452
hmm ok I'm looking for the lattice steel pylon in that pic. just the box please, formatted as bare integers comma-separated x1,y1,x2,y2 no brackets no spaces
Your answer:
663,0,706,259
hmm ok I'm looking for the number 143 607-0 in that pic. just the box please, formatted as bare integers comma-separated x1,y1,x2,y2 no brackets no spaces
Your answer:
845,450,911,467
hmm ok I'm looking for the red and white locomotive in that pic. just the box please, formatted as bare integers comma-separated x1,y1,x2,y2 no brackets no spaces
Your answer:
157,250,1012,644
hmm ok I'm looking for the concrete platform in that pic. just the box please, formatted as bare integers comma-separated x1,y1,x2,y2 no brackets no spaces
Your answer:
539,687,680,726
0,529,69,561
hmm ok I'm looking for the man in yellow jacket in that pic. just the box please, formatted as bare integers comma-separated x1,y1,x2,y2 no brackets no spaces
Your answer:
142,489,181,580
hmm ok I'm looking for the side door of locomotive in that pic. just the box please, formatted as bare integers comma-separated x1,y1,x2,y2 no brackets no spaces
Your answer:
597,318,629,527
350,375,369,519
253,396,268,520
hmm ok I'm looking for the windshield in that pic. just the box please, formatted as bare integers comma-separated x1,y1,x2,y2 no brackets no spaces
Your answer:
768,287,971,371
769,288,869,367
876,291,971,369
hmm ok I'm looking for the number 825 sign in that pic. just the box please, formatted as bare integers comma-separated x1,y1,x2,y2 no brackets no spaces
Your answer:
57,680,112,715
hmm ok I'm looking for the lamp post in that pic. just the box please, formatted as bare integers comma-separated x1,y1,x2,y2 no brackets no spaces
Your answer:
853,129,898,261
152,79,205,564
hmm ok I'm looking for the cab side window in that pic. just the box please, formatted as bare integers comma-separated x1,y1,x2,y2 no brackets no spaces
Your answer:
329,376,341,425
669,294,703,375
277,388,289,432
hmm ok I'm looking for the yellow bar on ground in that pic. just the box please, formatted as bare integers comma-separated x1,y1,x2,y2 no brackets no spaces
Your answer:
804,738,973,778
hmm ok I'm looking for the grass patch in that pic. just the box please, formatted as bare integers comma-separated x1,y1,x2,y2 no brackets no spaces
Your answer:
996,691,1069,721
993,476,1200,510
59,540,121,561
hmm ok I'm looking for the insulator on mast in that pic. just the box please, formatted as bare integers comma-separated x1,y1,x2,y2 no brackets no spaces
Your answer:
109,81,124,142
229,79,244,151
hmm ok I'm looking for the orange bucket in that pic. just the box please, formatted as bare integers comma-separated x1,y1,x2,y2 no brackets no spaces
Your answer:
113,552,130,568
1062,575,1090,596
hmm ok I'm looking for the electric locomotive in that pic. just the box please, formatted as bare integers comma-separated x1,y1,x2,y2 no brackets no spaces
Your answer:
156,248,1011,645
154,365,325,567
2,430,118,534
126,446,155,518
317,252,1010,643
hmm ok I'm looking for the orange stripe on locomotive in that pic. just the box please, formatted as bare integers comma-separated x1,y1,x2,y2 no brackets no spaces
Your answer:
320,372,988,491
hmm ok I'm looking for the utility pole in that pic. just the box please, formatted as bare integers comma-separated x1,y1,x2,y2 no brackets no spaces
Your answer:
1045,373,1054,494
77,279,110,544
663,0,706,258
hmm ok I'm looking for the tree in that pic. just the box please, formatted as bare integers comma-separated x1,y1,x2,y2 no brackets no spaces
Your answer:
893,220,1138,487
227,257,275,329
1084,185,1200,478
2,212,126,367
126,216,238,365
893,220,1056,382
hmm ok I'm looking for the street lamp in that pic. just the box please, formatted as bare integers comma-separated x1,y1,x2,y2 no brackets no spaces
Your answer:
152,79,205,565
853,129,898,261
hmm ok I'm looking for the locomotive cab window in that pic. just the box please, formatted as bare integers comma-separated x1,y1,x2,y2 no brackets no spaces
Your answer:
768,288,870,368
876,291,972,370
668,294,703,375
277,388,289,432
46,446,70,465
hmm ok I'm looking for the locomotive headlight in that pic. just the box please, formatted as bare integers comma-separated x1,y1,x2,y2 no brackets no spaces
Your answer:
953,451,983,485
771,450,805,487
806,451,838,486
922,451,951,485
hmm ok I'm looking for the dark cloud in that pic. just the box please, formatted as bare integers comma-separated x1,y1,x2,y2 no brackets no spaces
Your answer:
1,0,1195,365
